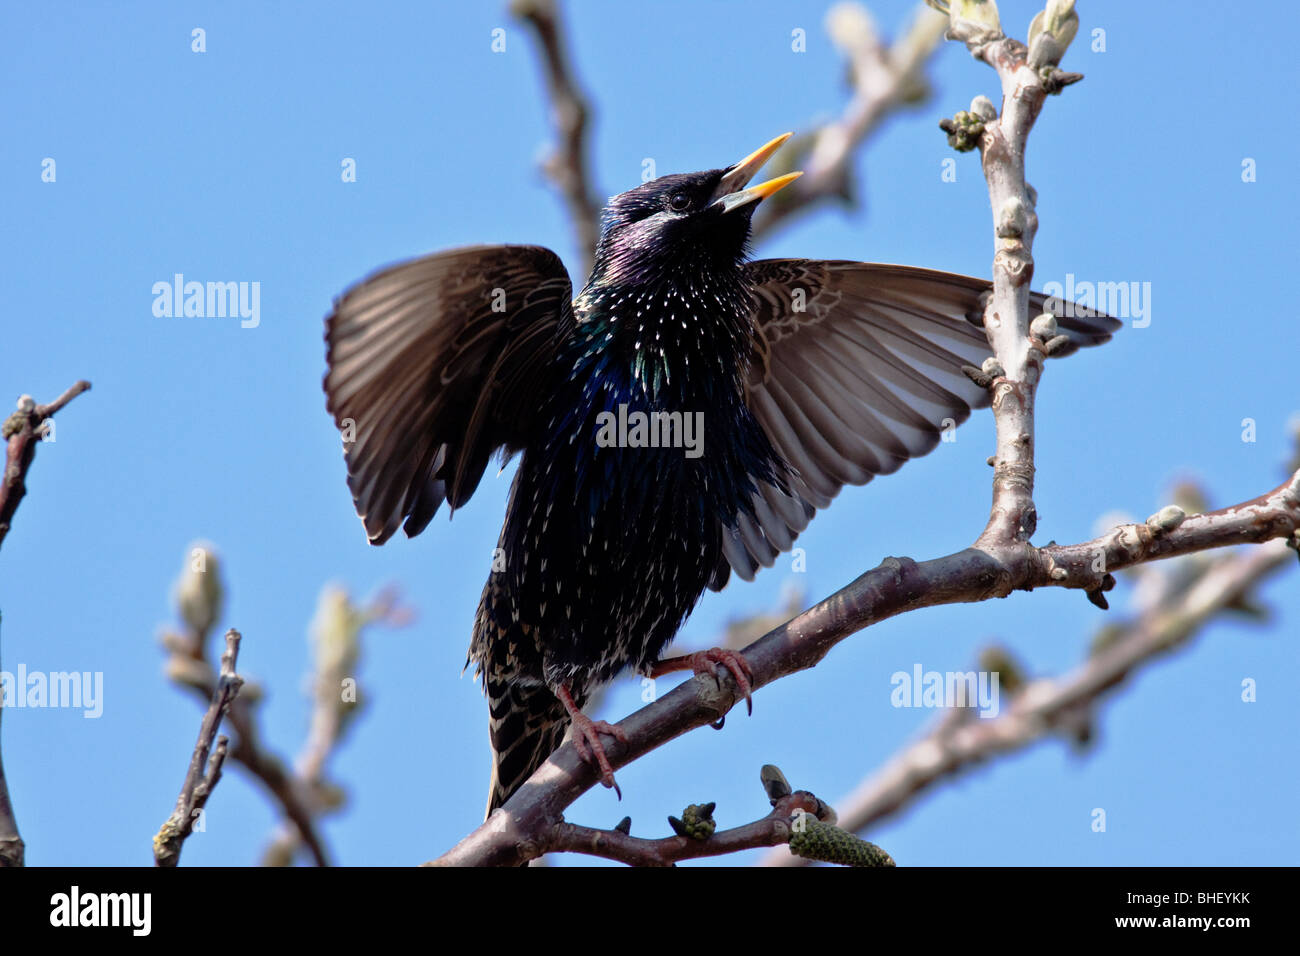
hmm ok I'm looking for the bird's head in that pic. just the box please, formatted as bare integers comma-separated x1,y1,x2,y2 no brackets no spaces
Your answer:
588,133,801,287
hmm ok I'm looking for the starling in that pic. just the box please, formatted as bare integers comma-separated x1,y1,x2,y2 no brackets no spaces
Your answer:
323,133,1118,815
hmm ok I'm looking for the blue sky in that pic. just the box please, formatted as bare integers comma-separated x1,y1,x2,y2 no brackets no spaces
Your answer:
1,0,1295,866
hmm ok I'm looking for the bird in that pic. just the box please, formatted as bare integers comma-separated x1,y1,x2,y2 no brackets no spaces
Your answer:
323,133,1119,817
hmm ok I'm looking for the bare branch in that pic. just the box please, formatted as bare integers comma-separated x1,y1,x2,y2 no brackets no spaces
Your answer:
513,0,602,275
929,0,1086,548
261,585,413,866
433,762,891,867
163,567,411,866
162,676,332,867
761,537,1293,865
0,380,91,552
0,615,22,868
153,629,244,867
545,791,823,867
430,466,1299,865
0,379,91,867
162,550,333,867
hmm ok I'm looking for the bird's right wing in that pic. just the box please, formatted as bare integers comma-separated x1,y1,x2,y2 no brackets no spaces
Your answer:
712,258,1120,585
324,244,573,545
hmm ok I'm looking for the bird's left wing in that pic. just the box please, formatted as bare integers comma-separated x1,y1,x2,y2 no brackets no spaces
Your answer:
325,244,573,544
713,258,1120,585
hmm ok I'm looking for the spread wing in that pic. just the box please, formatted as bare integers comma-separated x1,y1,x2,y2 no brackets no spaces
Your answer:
324,244,573,544
714,259,1121,585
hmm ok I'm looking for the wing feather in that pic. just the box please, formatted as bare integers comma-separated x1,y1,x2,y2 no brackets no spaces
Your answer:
324,244,573,544
713,258,1119,584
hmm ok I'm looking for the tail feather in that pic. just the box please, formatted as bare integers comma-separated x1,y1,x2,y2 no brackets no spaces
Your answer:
484,677,576,818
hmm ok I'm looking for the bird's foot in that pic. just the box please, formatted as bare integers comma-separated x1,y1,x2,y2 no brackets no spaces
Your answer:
556,684,627,798
650,648,754,716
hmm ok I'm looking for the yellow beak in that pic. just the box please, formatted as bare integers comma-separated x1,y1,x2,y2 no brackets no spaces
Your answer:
712,133,802,213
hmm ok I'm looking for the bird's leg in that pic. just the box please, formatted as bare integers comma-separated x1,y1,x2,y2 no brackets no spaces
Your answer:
649,648,754,716
556,683,627,798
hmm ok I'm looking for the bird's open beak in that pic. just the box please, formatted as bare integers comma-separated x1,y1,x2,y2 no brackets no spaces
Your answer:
712,132,802,214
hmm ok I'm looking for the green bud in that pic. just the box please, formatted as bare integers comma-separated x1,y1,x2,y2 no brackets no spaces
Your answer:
996,197,1028,238
1044,0,1079,47
310,585,363,683
947,0,1003,47
1145,505,1187,534
977,645,1025,694
761,764,793,801
1027,0,1078,67
939,111,984,152
1030,312,1058,340
668,802,716,840
1,411,25,440
1027,31,1062,69
175,541,224,640
970,95,997,122
788,813,896,867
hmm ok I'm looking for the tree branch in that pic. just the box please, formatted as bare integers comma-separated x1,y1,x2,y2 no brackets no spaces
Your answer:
0,379,91,552
0,614,22,868
433,762,893,867
761,533,1294,865
753,3,948,240
512,1,950,265
153,629,244,867
0,379,91,867
513,0,602,276
546,791,824,867
431,468,1299,865
162,548,333,867
428,1,1299,866
162,551,412,867
260,585,413,866
935,3,1057,546
165,658,333,868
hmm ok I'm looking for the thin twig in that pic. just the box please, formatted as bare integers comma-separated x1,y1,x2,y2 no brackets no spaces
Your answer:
513,0,602,275
153,629,244,867
546,792,822,867
162,549,334,867
163,573,410,866
752,3,948,240
0,379,91,551
166,650,333,867
0,614,22,868
260,585,413,866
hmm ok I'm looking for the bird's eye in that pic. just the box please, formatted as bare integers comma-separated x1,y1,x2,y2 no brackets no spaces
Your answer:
669,193,691,212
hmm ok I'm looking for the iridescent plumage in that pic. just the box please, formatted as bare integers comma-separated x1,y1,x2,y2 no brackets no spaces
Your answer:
323,136,1119,814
